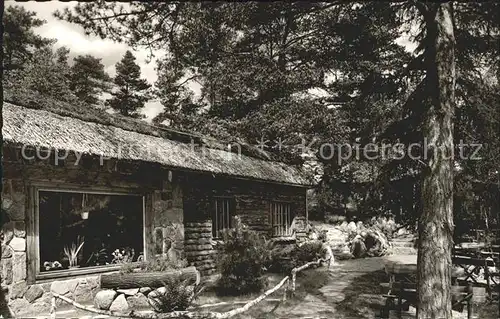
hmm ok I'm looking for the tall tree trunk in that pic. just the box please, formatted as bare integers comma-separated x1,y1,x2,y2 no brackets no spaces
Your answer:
417,2,455,319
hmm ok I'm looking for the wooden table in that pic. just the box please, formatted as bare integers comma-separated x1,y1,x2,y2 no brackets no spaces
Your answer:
453,244,499,299
381,255,472,318
384,255,464,284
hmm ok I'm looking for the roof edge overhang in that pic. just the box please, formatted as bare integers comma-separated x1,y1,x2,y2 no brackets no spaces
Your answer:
2,142,316,188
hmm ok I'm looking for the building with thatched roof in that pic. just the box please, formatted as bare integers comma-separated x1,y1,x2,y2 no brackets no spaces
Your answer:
1,92,314,316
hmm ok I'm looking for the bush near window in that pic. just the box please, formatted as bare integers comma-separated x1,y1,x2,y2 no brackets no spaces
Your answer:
214,218,272,296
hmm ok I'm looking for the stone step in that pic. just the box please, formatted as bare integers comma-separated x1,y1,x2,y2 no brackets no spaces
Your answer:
327,241,346,245
390,246,418,255
391,237,416,242
391,242,415,248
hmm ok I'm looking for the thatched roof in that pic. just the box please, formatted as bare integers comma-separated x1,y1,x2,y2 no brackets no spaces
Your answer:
2,88,283,161
2,101,314,186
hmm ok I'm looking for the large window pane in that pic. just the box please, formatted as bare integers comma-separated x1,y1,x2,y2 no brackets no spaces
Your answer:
39,190,144,272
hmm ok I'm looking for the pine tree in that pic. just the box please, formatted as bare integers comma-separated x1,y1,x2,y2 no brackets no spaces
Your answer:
69,54,111,105
2,5,54,72
5,46,77,103
106,50,151,118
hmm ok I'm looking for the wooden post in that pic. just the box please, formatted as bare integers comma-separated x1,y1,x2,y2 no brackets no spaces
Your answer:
485,258,492,299
467,283,473,319
50,295,56,319
397,281,403,318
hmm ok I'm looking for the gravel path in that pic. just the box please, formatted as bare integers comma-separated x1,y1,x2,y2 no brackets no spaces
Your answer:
237,256,496,319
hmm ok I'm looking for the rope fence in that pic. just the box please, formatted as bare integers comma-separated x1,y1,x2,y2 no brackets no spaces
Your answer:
50,257,331,319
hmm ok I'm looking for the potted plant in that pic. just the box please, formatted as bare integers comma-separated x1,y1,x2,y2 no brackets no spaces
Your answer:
64,236,85,269
80,211,89,220
79,194,110,220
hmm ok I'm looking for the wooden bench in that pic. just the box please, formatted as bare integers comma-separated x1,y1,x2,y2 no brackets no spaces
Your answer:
453,255,498,299
379,282,473,319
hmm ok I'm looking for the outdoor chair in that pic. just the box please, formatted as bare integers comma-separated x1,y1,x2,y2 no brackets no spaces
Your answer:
379,281,473,319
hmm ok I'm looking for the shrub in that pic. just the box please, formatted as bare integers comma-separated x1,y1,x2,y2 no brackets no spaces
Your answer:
119,262,136,274
148,277,203,312
266,244,297,274
267,240,326,274
292,241,325,263
119,255,188,274
140,255,188,272
215,217,271,296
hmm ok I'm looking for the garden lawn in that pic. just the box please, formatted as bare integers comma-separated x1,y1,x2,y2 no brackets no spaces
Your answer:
198,257,498,319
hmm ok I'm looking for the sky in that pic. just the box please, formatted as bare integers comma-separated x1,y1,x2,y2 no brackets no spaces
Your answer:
12,1,417,122
13,1,167,121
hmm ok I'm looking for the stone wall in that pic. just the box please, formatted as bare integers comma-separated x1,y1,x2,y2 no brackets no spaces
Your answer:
182,175,308,275
2,179,28,314
151,181,184,260
0,146,184,316
184,221,216,275
1,178,103,316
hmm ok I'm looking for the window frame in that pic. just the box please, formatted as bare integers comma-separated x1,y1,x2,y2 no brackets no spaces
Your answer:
211,196,234,239
28,183,147,282
269,201,293,238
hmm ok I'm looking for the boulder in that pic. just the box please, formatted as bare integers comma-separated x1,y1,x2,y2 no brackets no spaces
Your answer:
50,281,69,295
24,285,44,303
66,279,80,294
116,288,139,296
13,221,26,238
346,221,357,233
127,293,150,309
94,290,117,310
396,227,410,237
365,229,390,257
148,287,166,300
2,197,13,210
139,287,152,295
7,297,30,315
1,258,13,285
1,244,13,258
74,283,93,303
347,227,390,258
109,294,129,312
356,221,365,232
1,222,14,245
12,253,26,282
10,238,25,252
350,235,367,258
339,221,348,231
10,281,28,299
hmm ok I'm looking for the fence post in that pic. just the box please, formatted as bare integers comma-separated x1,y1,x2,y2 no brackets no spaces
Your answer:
50,295,56,319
